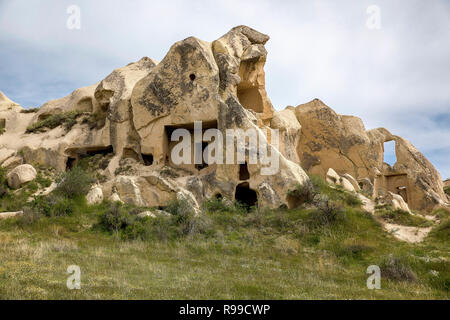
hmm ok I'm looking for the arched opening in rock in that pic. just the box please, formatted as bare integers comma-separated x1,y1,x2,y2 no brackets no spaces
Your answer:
76,97,94,113
66,157,77,171
164,120,217,173
384,173,409,203
189,74,196,81
123,148,140,161
214,193,223,200
383,141,397,166
142,153,154,166
239,162,250,180
237,86,264,113
235,182,258,210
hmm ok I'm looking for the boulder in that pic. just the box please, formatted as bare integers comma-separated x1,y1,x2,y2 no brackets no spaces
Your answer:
86,186,104,205
0,211,23,219
7,164,37,189
388,192,411,213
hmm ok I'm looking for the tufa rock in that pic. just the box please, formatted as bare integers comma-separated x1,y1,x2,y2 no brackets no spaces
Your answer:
7,164,37,189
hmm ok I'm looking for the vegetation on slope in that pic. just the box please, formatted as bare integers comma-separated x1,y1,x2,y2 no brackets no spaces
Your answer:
26,111,82,133
0,169,448,299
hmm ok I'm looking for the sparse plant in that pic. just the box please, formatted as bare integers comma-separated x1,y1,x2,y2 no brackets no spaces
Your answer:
54,166,95,198
380,255,417,282
26,111,82,133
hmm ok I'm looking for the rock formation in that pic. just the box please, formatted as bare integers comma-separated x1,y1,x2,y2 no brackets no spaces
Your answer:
0,26,447,213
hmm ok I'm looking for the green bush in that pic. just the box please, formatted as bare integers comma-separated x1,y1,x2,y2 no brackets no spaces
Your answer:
97,199,213,240
202,197,246,215
380,255,417,282
308,195,346,228
98,202,136,234
29,194,75,217
444,186,450,197
20,108,40,113
377,207,430,227
26,111,82,133
287,181,316,208
54,166,95,198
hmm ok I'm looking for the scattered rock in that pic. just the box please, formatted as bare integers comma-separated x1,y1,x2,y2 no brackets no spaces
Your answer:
86,186,104,205
7,164,37,189
0,211,23,219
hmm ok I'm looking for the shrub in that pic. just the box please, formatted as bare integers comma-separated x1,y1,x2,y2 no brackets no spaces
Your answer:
98,202,135,234
308,195,346,227
380,255,417,282
166,198,213,237
54,166,95,198
20,108,40,113
29,194,75,217
377,207,429,227
26,111,82,133
444,186,450,197
17,206,43,225
287,181,316,208
202,197,246,215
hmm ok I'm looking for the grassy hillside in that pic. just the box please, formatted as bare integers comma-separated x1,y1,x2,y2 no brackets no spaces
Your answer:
0,168,448,299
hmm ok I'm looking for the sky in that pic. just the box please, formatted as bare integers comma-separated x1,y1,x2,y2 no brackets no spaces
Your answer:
0,0,449,179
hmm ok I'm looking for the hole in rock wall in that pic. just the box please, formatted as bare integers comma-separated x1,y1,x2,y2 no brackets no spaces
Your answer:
189,74,196,81
123,148,140,161
235,182,258,210
165,120,217,173
65,145,114,171
237,86,264,113
142,153,154,166
385,173,409,203
383,141,397,166
66,157,77,171
239,162,250,180
0,119,5,131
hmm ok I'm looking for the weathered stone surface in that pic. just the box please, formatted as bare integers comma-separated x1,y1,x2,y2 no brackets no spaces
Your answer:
0,211,23,219
7,164,37,189
86,186,104,205
0,91,21,112
326,168,356,192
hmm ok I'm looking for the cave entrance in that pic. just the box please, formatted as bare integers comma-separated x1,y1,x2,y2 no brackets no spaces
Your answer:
235,182,258,210
165,120,217,173
385,173,409,203
239,162,250,180
142,153,154,166
0,119,6,131
237,86,264,113
66,157,77,171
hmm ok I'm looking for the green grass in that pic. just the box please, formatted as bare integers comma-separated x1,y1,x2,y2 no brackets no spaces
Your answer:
0,195,448,299
0,170,448,299
26,111,82,133
375,205,431,227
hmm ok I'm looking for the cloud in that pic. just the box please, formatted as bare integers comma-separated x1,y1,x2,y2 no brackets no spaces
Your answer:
0,0,449,178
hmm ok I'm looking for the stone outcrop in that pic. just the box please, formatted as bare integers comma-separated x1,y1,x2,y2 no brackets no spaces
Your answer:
7,164,37,189
0,26,446,213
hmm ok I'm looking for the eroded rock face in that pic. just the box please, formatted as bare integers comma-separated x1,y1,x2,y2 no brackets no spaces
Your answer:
0,25,446,213
290,99,447,212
